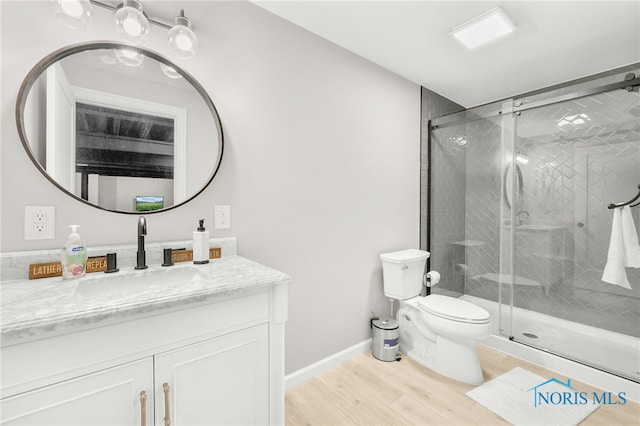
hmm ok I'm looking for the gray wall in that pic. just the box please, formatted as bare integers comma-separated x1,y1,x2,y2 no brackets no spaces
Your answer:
0,1,420,374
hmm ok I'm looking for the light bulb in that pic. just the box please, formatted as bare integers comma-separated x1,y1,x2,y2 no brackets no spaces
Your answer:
51,0,92,29
123,17,143,36
114,0,150,45
168,10,198,60
175,33,194,51
61,0,82,17
115,48,145,67
160,63,183,79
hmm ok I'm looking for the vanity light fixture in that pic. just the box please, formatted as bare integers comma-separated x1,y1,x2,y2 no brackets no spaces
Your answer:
51,0,93,29
52,1,199,59
451,7,514,49
168,10,198,60
114,0,150,45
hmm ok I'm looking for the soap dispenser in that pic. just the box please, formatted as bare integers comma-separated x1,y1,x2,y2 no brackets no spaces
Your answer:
61,225,87,279
193,219,210,264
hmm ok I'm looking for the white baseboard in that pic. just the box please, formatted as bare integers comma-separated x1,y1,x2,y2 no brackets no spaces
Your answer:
285,338,372,389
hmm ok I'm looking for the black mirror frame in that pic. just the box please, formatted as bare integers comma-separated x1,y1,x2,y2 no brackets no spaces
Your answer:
15,41,224,214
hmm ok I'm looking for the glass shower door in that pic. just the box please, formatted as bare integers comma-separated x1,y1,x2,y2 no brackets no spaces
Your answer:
429,102,516,339
428,68,640,382
509,84,640,380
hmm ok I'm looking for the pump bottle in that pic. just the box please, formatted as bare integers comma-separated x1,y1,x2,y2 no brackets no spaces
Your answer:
61,225,87,279
193,219,210,264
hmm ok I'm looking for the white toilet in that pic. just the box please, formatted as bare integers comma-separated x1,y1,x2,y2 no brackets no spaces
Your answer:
380,249,491,385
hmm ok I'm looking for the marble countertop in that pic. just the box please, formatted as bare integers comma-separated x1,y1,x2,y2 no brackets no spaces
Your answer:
1,255,290,345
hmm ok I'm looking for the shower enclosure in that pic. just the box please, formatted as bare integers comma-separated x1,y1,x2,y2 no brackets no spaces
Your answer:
425,66,640,382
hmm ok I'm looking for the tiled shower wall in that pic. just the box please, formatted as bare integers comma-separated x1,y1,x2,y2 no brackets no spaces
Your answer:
419,88,463,288
425,69,640,338
427,106,506,296
505,89,640,337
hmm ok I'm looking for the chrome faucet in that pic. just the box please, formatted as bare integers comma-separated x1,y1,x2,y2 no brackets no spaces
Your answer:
135,216,148,270
517,210,530,225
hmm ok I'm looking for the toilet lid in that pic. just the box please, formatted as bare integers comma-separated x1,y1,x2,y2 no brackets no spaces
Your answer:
417,295,490,324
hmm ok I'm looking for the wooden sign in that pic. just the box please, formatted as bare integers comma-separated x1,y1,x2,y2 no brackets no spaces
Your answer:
28,256,107,280
86,256,107,273
28,249,221,279
171,248,222,264
29,262,62,280
171,250,193,263
210,247,222,259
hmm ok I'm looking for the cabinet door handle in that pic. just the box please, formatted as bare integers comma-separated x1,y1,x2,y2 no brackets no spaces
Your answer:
163,383,172,426
139,391,147,426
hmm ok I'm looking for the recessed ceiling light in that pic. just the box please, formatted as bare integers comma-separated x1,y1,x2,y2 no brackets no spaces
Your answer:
451,8,514,49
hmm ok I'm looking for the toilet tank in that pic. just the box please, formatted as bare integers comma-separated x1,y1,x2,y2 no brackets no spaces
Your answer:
380,249,430,300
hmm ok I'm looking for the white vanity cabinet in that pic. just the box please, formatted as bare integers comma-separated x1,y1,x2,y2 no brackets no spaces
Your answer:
2,325,269,426
1,358,154,425
154,324,269,426
1,276,288,426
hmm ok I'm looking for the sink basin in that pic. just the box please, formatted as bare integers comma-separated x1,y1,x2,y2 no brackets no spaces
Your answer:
75,266,208,300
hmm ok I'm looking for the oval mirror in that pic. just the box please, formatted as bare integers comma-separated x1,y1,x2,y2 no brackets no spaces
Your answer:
16,42,223,214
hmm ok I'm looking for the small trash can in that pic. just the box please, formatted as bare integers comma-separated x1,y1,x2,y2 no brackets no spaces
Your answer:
371,318,400,362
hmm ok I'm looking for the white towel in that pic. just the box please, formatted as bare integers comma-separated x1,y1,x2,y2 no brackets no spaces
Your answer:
602,208,632,289
621,206,640,268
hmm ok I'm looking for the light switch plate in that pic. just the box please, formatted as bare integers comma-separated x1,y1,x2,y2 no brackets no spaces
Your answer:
25,206,55,240
214,205,231,229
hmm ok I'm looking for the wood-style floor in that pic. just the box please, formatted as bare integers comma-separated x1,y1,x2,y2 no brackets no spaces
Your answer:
285,344,639,425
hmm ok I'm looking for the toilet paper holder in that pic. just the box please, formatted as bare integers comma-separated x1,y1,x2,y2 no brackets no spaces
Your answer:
421,270,440,296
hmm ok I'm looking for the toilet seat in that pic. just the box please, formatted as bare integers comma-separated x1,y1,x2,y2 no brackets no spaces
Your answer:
417,295,490,324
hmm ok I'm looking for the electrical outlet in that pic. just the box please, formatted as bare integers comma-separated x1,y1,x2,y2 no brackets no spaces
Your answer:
25,206,55,240
214,205,231,229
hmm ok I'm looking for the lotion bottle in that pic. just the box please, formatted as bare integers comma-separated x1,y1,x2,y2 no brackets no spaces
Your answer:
61,225,87,279
193,219,210,264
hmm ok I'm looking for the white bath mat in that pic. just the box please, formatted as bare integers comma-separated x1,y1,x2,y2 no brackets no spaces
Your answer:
466,367,600,425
